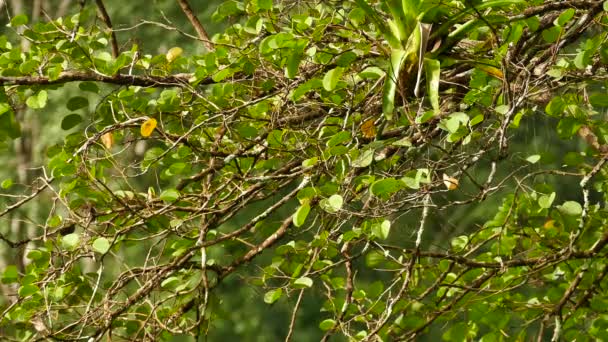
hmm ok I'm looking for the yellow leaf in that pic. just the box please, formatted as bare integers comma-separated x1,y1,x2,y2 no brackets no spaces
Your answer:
101,132,113,149
477,65,503,80
166,47,183,63
442,173,459,190
361,119,377,138
140,118,157,137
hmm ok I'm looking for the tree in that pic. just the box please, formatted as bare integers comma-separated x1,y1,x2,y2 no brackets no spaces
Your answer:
1,0,608,340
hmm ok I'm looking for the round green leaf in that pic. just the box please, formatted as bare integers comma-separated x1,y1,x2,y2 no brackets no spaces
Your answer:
66,96,89,111
558,201,582,216
26,90,47,109
61,114,83,130
92,237,111,254
1,179,12,189
328,194,343,211
61,233,80,250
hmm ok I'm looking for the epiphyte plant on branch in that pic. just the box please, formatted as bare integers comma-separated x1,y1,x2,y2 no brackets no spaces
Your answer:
1,0,608,341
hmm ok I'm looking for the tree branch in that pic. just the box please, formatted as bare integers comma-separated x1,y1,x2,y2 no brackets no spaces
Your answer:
175,0,214,51
94,0,119,58
0,71,211,87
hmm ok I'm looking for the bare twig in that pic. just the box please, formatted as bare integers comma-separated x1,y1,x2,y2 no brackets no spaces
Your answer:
94,0,119,58
175,0,214,51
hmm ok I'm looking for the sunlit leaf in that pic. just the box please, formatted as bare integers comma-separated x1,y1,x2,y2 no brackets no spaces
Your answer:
293,201,311,227
442,173,459,190
382,49,406,120
141,118,157,137
166,47,183,63
92,237,111,254
425,58,440,114
323,67,344,91
264,288,283,304
101,132,114,149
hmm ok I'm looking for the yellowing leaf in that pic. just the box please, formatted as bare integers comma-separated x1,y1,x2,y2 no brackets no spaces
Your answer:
166,47,183,63
101,132,113,149
141,118,157,137
442,173,459,190
477,65,504,80
361,119,377,138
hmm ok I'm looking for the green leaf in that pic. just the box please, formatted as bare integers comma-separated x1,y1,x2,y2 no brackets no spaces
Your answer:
526,155,541,164
161,276,180,289
382,49,407,120
442,112,469,133
558,201,582,216
370,178,403,197
358,66,385,80
61,233,80,250
328,194,343,211
10,14,28,27
320,194,343,213
160,188,180,202
451,235,469,252
371,219,391,240
425,58,440,114
2,265,18,283
541,26,562,43
319,319,336,331
92,237,111,254
1,179,12,189
545,96,565,117
293,276,313,288
27,250,43,260
302,157,318,168
66,96,89,111
336,51,358,67
555,8,575,26
48,215,62,228
293,202,311,227
61,114,83,130
538,192,556,209
352,148,374,168
327,131,351,147
18,284,40,297
323,67,344,91
26,90,47,109
79,82,99,93
264,288,283,304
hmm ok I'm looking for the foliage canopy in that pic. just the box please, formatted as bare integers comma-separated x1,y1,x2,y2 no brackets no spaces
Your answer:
2,0,608,341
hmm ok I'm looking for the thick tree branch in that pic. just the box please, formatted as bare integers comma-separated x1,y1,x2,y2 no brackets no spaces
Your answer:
0,71,210,87
175,0,215,51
